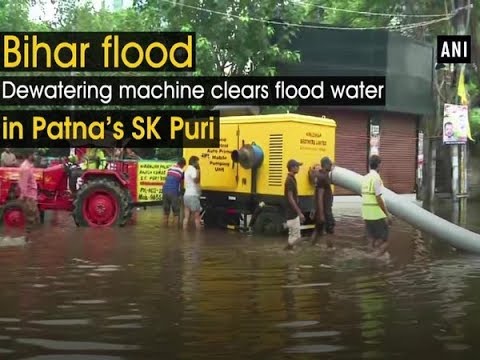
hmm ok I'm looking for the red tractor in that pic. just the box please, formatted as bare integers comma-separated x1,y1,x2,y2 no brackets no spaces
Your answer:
0,159,141,228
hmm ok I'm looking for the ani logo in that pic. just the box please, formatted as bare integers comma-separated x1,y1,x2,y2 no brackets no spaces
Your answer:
437,35,471,64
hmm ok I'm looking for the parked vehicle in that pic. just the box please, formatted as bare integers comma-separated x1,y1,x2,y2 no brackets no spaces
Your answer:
0,158,174,228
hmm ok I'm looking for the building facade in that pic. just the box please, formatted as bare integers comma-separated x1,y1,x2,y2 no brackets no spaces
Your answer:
277,26,434,195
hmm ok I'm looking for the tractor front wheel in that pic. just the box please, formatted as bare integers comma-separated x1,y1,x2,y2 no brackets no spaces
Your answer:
1,201,26,228
72,179,130,227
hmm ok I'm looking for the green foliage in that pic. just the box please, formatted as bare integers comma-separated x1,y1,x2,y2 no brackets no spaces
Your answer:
0,0,37,31
319,0,479,141
2,0,479,152
0,0,312,157
471,108,480,138
321,0,452,40
133,0,307,76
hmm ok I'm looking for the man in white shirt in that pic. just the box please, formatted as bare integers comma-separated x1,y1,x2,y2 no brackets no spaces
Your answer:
183,155,202,230
1,147,17,167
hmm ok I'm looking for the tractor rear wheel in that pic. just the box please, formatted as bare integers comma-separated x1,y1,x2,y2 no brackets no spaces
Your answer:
121,192,134,226
72,178,130,227
1,201,26,228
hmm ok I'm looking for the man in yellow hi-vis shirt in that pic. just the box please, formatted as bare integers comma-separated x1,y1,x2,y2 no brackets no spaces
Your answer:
81,148,107,170
361,155,393,258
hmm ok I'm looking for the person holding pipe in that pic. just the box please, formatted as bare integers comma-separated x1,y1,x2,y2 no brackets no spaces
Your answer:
310,157,335,249
361,155,393,258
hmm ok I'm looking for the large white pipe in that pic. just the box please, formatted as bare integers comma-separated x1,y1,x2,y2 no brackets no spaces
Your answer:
330,166,480,254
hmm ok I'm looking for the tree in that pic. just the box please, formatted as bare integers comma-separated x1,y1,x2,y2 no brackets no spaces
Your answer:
43,0,313,158
317,0,479,106
313,0,479,204
133,0,308,76
0,0,48,31
471,108,480,140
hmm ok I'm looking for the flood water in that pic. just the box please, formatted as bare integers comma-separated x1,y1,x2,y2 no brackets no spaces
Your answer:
1,201,480,359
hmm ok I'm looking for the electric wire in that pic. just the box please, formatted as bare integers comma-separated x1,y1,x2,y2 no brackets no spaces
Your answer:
159,0,458,31
295,1,472,18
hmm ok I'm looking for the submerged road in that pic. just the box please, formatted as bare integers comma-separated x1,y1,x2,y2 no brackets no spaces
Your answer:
0,201,479,359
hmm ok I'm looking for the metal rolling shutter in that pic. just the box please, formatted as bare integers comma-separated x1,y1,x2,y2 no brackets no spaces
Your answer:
380,115,418,194
299,108,368,195
331,111,369,195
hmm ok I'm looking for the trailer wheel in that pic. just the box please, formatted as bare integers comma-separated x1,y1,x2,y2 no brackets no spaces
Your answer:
252,208,285,236
1,201,26,228
73,178,130,227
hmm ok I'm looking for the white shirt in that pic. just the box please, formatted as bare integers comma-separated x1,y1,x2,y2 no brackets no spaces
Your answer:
184,165,201,196
369,169,383,196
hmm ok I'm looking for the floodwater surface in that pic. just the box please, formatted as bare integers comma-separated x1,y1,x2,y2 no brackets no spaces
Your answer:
1,201,480,359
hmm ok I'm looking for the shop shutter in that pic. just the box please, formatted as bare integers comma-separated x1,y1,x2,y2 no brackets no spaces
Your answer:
299,108,368,195
380,114,418,194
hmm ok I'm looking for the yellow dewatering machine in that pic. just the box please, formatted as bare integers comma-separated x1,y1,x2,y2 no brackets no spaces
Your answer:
183,106,336,235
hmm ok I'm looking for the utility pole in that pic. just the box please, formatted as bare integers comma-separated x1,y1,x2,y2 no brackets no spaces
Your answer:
451,0,471,224
459,0,471,224
451,1,461,204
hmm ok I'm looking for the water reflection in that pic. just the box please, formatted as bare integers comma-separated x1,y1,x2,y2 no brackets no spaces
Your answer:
0,207,479,358
427,199,480,233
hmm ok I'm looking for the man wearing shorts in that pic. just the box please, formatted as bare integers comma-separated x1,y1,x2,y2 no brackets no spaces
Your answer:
361,155,393,257
284,159,305,250
183,156,202,231
162,157,186,227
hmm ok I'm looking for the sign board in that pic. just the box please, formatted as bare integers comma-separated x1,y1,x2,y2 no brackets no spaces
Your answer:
369,123,380,155
443,103,469,145
370,134,380,155
136,161,175,202
370,124,380,136
417,131,424,181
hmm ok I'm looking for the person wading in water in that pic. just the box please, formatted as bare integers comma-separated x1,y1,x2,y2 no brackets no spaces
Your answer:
284,159,305,250
183,156,202,231
162,157,186,227
18,151,41,238
361,155,393,259
310,157,335,249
